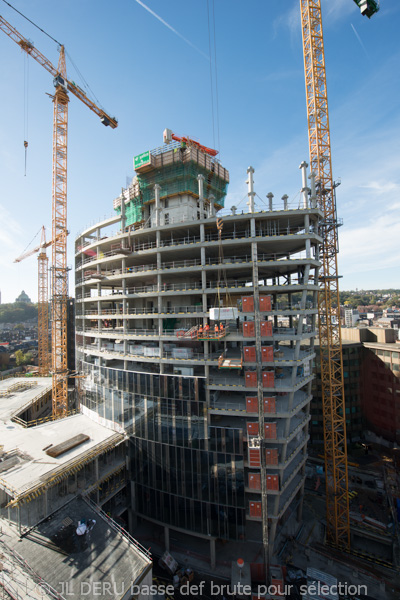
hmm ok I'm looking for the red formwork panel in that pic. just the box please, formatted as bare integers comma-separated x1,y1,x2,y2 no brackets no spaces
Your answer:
243,321,255,337
264,422,277,439
259,295,272,312
261,346,274,362
247,422,259,436
246,397,258,412
262,371,275,388
245,371,257,388
244,346,256,362
248,473,261,490
248,447,261,467
242,296,254,312
264,397,276,413
249,501,262,518
266,474,279,491
260,321,273,337
265,448,279,465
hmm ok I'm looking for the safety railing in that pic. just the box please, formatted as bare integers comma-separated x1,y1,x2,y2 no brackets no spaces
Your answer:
83,496,152,561
0,538,66,600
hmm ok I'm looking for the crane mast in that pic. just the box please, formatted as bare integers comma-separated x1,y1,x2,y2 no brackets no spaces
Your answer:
38,229,50,376
51,46,69,415
2,13,117,417
300,0,350,549
15,226,50,376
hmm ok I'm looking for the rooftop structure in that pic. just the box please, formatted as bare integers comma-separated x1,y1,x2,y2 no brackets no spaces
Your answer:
0,378,152,599
75,140,321,569
1,496,152,600
0,413,124,514
0,376,51,423
113,135,229,230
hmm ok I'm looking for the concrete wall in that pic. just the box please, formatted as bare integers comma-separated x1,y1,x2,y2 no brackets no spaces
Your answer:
341,327,398,344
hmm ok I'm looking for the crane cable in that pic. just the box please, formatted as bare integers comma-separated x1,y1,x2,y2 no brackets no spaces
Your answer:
206,0,215,151
1,0,61,45
212,0,221,155
2,0,101,110
206,0,221,156
216,218,232,323
23,53,29,175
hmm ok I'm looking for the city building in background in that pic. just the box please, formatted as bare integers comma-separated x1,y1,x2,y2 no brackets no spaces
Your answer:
310,340,363,444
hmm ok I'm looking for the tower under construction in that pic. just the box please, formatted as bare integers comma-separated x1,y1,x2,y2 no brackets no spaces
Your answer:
75,134,321,567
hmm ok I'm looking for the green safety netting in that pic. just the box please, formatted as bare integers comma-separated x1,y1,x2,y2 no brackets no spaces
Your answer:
115,160,228,227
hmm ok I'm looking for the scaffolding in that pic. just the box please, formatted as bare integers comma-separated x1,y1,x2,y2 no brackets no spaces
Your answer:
115,144,229,227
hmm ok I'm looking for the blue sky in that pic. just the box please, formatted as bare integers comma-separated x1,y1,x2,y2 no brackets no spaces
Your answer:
0,0,399,303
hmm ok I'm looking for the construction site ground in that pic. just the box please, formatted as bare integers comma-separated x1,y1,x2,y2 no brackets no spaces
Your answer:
134,444,400,600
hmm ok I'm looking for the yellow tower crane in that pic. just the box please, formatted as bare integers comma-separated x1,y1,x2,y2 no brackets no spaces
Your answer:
300,0,378,549
14,227,53,376
1,14,117,417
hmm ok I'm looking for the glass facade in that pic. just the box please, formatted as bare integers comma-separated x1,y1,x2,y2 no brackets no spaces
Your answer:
80,361,245,540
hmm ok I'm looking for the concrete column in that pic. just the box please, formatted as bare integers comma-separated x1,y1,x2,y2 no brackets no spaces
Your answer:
17,505,21,536
267,192,274,211
210,538,216,570
164,525,170,551
128,508,137,533
282,194,288,210
304,214,310,234
247,166,255,213
198,174,205,217
43,489,48,517
268,521,278,561
309,172,317,208
95,457,100,504
200,246,206,266
297,483,305,522
250,217,256,238
120,189,126,232
208,194,215,217
201,268,207,291
97,297,102,350
299,161,309,208
154,184,161,227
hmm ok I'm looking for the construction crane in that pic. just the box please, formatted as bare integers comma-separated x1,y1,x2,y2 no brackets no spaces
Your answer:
1,14,117,417
15,227,52,376
300,0,378,549
163,128,218,157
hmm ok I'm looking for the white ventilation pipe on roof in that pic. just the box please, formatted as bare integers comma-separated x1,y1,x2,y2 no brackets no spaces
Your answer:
299,161,310,209
246,166,255,213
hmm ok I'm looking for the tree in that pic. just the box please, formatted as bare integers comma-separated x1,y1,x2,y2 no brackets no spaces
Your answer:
15,350,25,366
14,350,33,366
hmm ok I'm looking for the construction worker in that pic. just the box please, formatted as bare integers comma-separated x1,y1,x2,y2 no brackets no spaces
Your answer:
198,324,203,336
214,323,219,335
204,323,210,337
219,322,224,332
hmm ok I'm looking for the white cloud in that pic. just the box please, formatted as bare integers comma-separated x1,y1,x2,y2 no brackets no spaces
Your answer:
359,181,400,195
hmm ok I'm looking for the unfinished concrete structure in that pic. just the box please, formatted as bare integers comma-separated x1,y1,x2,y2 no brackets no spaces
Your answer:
0,377,152,598
75,139,321,565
